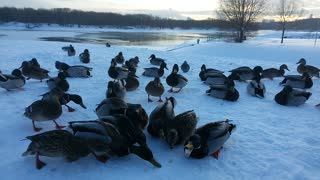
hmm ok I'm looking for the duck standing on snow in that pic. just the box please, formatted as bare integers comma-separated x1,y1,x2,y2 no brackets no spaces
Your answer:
247,73,266,98
22,130,92,169
199,64,224,81
0,69,25,90
79,49,90,63
148,97,176,138
166,64,188,93
149,54,165,66
184,120,236,159
114,52,125,65
296,58,320,77
106,80,126,99
280,72,313,89
46,72,69,92
165,110,198,149
142,62,168,78
24,88,64,132
262,64,289,80
55,61,92,78
126,103,149,130
108,59,129,81
19,61,49,82
124,72,139,91
275,85,312,106
181,61,190,73
145,77,165,102
228,66,263,81
206,79,239,101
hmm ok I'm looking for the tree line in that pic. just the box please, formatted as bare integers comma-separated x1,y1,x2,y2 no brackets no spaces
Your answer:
0,7,234,29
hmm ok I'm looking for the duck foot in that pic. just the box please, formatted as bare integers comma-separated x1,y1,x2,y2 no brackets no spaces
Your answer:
65,105,75,112
211,147,223,159
173,88,182,93
158,97,163,102
53,120,65,129
32,121,42,132
168,88,173,93
93,153,109,163
36,152,46,169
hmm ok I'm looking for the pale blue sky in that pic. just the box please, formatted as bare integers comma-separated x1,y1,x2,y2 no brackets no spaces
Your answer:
0,0,319,20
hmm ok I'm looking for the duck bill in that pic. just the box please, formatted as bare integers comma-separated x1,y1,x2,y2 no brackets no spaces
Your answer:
286,68,290,71
148,158,161,168
80,103,87,109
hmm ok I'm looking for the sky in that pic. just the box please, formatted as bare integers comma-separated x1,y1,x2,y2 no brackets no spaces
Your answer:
0,0,319,20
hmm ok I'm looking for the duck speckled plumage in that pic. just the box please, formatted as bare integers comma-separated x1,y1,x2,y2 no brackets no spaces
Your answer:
149,54,165,66
166,64,188,93
124,72,139,91
46,72,69,92
296,58,320,77
262,64,289,80
19,61,49,82
145,77,165,102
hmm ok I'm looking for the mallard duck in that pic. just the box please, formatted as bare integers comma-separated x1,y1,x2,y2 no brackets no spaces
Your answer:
46,72,69,92
280,72,313,89
247,73,266,98
149,54,165,66
128,56,139,67
79,49,90,63
148,97,176,138
275,86,312,106
206,79,239,101
106,80,126,99
145,77,165,102
142,62,168,78
184,120,236,159
67,45,76,56
22,130,91,169
181,61,190,73
19,61,49,82
199,64,224,81
126,103,148,130
115,52,125,65
69,120,161,167
124,72,139,91
165,110,198,149
55,61,92,78
166,64,188,93
205,73,229,86
24,88,64,131
228,66,263,81
62,45,71,51
29,58,40,68
95,97,128,118
108,59,129,80
0,69,25,90
296,58,320,77
262,64,289,79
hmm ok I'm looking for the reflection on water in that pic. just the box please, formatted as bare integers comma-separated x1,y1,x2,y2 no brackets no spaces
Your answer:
40,31,234,46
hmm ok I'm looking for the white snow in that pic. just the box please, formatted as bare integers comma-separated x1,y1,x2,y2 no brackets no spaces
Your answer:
0,25,319,180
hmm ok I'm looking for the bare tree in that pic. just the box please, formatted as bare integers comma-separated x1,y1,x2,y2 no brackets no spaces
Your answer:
277,0,301,44
218,0,265,43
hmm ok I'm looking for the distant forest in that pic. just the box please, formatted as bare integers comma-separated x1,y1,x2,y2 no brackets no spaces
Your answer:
0,7,319,31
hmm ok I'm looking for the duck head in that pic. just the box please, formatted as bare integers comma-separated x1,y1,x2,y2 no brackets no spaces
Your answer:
297,58,306,65
280,64,290,71
253,66,263,74
11,69,22,77
184,134,201,158
129,145,161,168
118,52,123,56
171,64,179,74
166,96,177,108
166,129,179,149
19,61,29,69
160,62,168,70
68,94,87,109
201,64,206,71
57,72,66,80
84,49,89,53
55,61,70,71
149,54,156,59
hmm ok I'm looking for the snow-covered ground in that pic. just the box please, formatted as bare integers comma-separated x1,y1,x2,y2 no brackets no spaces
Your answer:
0,25,319,180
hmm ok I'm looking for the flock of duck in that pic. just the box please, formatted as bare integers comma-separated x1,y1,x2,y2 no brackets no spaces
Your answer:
0,44,319,170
